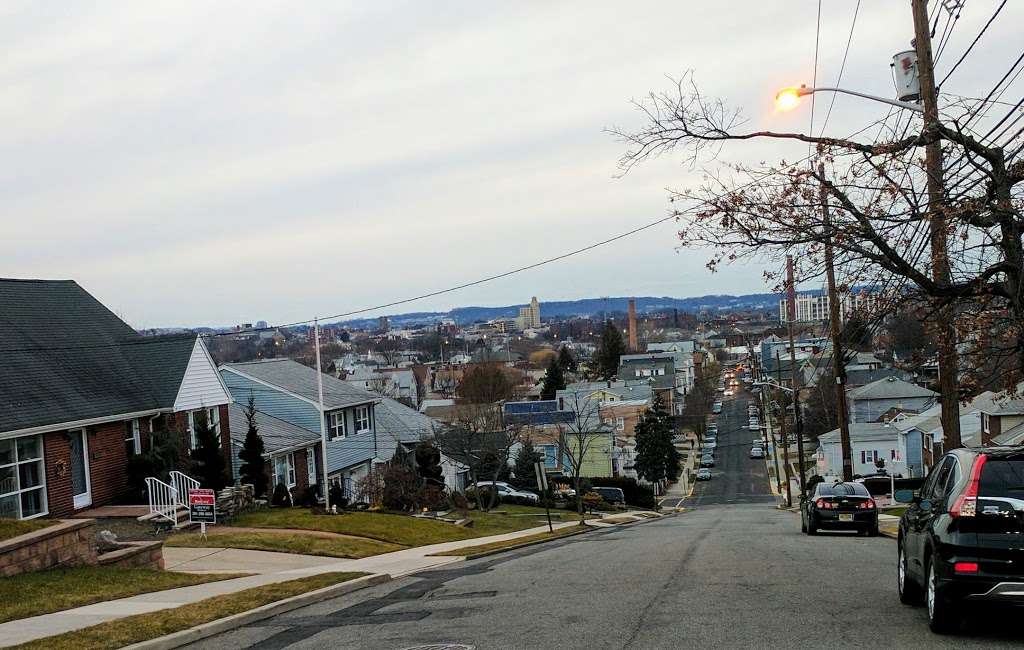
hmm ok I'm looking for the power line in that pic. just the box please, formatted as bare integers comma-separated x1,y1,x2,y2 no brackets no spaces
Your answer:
808,0,823,152
818,0,862,137
937,0,1007,88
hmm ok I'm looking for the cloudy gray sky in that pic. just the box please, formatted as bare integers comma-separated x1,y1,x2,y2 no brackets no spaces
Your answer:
2,1,1018,328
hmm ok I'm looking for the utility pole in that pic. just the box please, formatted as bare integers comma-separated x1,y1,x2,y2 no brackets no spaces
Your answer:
820,163,854,481
911,0,961,449
786,255,807,500
774,350,793,507
314,319,331,511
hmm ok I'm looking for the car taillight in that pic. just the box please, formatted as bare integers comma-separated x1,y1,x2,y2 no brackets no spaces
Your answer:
858,499,876,510
954,562,979,574
950,454,987,518
815,498,835,509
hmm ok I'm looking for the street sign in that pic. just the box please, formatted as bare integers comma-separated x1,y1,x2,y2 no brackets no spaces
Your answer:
533,461,548,492
188,488,216,525
534,462,553,533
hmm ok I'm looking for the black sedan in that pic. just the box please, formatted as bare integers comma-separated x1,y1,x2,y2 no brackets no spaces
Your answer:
801,481,878,536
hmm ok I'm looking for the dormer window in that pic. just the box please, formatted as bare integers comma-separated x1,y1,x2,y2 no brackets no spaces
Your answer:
329,411,347,440
355,405,371,433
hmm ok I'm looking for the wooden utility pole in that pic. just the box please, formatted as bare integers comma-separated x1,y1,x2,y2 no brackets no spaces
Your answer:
820,163,854,482
774,351,793,507
911,0,961,449
786,255,807,499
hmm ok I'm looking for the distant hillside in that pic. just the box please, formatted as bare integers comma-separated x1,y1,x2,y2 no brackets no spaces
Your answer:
333,291,820,329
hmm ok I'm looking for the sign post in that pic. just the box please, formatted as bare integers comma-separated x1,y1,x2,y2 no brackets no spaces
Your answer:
188,488,216,539
534,461,553,533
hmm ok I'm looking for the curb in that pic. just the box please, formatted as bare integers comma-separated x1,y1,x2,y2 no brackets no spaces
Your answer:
458,526,594,560
124,573,391,650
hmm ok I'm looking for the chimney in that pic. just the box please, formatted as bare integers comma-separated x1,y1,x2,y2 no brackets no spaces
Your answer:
628,299,638,352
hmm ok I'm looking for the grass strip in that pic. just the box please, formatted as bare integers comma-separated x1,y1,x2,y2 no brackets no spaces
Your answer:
0,566,245,624
11,572,368,650
230,507,563,546
0,518,55,542
165,531,404,559
428,525,589,557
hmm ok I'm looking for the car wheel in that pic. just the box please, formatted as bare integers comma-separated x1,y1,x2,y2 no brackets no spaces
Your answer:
867,524,879,537
807,515,817,535
898,542,923,605
926,555,958,634
800,512,807,533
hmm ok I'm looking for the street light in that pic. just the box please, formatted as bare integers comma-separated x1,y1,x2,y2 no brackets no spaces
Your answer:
775,84,923,114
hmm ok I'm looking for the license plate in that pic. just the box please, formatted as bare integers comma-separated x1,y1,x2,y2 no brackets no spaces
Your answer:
839,514,853,522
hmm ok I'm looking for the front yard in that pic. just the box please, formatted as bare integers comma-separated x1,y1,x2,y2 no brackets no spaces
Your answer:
0,566,244,624
164,505,577,559
0,518,54,542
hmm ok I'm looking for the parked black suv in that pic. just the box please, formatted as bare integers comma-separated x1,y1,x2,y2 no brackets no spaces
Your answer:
897,447,1024,634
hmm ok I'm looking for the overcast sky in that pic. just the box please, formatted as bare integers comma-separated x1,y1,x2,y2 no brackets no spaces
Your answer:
2,1,1019,328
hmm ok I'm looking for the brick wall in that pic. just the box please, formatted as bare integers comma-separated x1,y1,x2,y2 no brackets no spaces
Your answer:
0,520,97,577
43,431,74,518
43,422,136,518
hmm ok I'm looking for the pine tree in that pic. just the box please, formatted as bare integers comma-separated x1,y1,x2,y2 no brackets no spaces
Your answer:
633,395,678,483
595,322,626,379
238,395,268,497
540,356,566,400
557,346,577,373
190,410,227,491
512,439,543,489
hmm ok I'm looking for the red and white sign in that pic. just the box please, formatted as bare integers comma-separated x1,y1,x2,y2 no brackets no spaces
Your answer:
188,488,216,505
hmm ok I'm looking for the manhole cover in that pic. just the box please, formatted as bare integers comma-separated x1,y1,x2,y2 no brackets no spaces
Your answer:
402,646,475,650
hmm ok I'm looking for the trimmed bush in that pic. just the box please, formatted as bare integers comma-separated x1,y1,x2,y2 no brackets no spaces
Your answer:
589,476,656,509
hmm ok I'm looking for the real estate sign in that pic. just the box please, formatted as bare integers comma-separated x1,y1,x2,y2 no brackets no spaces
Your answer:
188,488,216,524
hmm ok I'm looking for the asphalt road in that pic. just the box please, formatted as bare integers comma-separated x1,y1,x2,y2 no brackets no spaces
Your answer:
188,389,1022,649
690,388,777,508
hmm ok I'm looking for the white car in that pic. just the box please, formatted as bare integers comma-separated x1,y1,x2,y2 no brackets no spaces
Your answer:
750,447,765,459
469,482,539,503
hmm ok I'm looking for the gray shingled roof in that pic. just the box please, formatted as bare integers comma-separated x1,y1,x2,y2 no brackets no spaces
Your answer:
818,422,899,443
847,377,938,401
0,278,196,434
221,359,378,410
227,402,319,455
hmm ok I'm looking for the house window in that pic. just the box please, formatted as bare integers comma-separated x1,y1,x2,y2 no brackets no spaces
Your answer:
329,412,347,440
124,419,141,457
982,413,990,434
0,435,47,520
616,417,625,432
860,450,879,464
273,454,296,488
539,444,558,468
891,449,899,461
187,408,221,449
354,406,371,433
307,447,317,485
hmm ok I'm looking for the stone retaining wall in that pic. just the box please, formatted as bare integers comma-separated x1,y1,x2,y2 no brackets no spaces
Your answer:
0,519,164,577
0,519,97,577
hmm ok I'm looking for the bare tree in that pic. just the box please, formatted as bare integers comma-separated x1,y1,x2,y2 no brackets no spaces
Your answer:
377,337,403,367
612,74,1024,410
434,403,519,511
557,392,612,522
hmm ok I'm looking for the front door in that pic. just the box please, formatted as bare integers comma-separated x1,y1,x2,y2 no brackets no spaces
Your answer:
68,429,92,509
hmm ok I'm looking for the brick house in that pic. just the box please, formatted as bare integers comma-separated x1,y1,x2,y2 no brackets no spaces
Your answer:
0,279,232,520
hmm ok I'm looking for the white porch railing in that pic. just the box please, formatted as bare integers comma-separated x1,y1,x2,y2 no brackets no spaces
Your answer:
145,477,179,525
170,470,200,504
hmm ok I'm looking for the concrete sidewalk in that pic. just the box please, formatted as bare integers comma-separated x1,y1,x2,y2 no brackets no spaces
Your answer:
0,520,579,647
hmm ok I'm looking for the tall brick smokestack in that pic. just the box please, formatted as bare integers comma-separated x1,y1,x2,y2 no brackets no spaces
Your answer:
628,299,638,352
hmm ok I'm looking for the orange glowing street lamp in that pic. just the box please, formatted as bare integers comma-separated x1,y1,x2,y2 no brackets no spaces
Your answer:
775,84,923,113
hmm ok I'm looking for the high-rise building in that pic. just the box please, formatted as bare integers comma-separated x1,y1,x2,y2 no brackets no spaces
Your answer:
779,291,880,323
516,296,541,330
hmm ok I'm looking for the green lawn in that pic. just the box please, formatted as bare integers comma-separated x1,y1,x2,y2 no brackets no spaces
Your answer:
0,566,244,624
12,572,367,650
428,524,590,556
881,505,908,517
229,507,566,548
165,530,403,559
0,518,56,542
